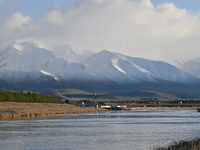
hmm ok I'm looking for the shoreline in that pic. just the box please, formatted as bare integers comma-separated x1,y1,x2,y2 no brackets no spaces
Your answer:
129,106,200,110
0,102,199,120
156,138,200,150
0,102,109,120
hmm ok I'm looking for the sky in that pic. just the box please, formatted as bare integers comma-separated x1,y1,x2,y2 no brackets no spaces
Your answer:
0,0,200,66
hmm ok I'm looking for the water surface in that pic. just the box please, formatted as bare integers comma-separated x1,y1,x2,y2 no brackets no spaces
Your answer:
0,109,200,150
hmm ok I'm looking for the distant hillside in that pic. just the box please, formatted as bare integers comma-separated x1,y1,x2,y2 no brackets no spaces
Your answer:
40,89,185,100
107,91,179,100
1,88,200,100
41,89,116,99
171,92,200,99
41,89,90,99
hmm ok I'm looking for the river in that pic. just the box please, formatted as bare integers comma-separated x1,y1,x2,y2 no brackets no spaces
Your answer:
0,109,200,150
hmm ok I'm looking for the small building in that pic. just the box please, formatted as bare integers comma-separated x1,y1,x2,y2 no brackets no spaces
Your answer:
100,105,126,109
72,102,84,105
100,105,111,108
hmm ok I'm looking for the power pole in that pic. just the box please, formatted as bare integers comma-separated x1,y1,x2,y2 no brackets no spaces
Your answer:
95,92,98,109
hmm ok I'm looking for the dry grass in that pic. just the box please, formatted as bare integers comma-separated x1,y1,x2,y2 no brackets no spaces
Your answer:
156,139,200,150
0,102,199,120
0,102,108,119
129,107,200,111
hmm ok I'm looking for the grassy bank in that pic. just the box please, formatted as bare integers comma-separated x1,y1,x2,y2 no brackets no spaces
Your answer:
156,138,200,150
0,102,108,120
129,107,200,111
0,102,199,120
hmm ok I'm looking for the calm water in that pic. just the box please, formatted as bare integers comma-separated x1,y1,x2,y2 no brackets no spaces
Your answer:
0,109,200,150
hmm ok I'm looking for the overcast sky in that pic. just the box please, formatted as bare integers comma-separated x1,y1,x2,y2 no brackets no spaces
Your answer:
0,0,200,65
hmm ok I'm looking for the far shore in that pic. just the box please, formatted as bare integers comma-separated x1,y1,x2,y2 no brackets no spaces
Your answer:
0,102,109,120
0,102,199,120
128,106,200,111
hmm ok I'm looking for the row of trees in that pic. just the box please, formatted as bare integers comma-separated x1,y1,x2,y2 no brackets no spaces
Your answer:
0,91,62,103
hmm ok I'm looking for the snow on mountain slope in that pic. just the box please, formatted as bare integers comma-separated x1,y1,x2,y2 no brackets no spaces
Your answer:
179,58,200,78
162,55,185,67
0,42,108,82
0,42,199,92
119,53,195,83
0,42,55,72
0,69,54,83
84,50,156,83
51,44,94,63
84,50,198,84
41,70,62,81
43,56,108,81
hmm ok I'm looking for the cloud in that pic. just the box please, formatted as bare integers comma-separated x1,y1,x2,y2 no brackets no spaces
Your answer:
6,13,31,28
0,12,31,48
1,0,200,65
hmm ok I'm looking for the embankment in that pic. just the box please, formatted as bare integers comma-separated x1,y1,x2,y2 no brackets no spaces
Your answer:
156,138,200,150
0,102,108,120
130,106,200,111
1,102,199,120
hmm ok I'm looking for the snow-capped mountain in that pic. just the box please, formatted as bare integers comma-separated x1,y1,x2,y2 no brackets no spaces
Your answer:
0,41,199,92
51,44,94,63
179,58,200,78
84,50,197,84
0,42,107,82
162,54,186,67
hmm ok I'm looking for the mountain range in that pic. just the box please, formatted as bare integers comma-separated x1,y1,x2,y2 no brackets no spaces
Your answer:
0,41,200,93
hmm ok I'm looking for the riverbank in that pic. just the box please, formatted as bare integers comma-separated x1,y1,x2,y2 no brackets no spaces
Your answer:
129,106,200,111
0,102,108,120
0,102,199,120
156,138,200,150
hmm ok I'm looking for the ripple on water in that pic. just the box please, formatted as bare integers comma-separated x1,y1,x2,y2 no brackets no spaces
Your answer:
0,109,200,150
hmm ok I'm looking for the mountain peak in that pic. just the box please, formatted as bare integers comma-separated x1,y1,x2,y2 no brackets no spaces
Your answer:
51,44,94,63
0,42,199,92
99,49,115,55
86,49,117,61
12,41,38,51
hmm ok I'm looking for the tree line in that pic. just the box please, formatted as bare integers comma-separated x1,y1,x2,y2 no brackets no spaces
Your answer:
0,91,62,103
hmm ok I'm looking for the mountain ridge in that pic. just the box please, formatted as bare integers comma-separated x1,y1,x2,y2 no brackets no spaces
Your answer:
0,41,200,93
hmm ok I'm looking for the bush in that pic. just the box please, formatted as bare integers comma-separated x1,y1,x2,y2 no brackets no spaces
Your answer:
0,91,62,103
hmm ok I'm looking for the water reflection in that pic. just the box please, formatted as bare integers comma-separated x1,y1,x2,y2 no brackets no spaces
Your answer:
0,109,200,150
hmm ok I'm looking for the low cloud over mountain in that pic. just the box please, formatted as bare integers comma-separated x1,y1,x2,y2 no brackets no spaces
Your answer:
0,0,200,66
